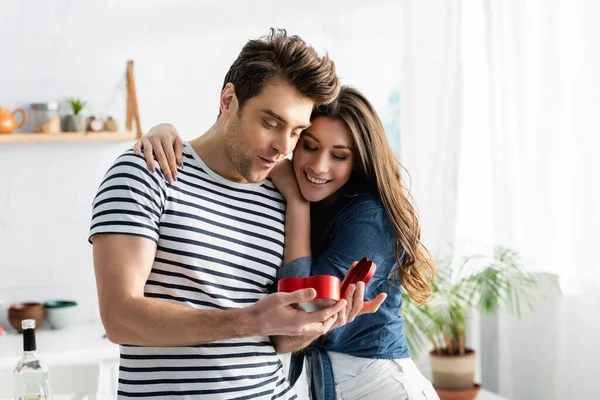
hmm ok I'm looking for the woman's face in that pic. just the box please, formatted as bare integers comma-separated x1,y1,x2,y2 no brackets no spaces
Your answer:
292,116,355,203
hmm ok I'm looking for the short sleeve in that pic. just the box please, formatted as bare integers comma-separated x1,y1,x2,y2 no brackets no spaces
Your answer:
89,150,166,244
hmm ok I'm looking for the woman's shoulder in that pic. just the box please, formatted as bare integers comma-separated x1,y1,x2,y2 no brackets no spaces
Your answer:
329,193,391,233
340,193,385,218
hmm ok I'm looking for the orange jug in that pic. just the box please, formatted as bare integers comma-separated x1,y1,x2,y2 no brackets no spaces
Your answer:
0,107,27,134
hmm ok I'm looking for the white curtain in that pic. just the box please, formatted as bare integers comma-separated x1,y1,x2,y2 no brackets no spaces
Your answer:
399,0,463,259
455,0,600,399
294,1,598,398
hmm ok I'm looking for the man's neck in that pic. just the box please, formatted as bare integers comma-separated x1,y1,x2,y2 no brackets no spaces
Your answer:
189,125,247,183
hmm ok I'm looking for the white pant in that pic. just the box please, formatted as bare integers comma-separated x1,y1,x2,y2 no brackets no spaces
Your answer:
334,358,440,400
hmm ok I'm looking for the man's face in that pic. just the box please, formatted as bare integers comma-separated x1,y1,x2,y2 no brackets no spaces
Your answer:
222,78,314,183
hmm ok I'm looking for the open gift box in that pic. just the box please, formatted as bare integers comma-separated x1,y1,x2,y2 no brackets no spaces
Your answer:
278,257,375,311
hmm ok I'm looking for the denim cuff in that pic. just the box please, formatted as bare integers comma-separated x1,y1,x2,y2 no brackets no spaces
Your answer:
277,256,313,280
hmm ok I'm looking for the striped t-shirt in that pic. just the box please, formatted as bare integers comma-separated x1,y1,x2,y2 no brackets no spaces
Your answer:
89,143,296,400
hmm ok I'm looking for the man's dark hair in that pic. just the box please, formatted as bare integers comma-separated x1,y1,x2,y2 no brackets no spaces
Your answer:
220,28,340,115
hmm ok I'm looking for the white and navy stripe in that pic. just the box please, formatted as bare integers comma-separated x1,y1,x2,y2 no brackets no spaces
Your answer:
90,143,296,399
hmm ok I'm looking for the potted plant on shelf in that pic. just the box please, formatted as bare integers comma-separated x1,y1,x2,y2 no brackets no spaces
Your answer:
65,98,87,132
401,245,555,400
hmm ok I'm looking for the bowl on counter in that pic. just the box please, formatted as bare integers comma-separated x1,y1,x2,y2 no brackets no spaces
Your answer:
43,300,78,329
8,302,45,332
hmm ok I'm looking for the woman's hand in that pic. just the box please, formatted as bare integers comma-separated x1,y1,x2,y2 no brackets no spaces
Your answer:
133,123,184,184
329,261,388,331
269,159,305,203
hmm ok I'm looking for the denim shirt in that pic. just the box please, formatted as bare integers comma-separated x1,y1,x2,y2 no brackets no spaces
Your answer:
277,192,410,399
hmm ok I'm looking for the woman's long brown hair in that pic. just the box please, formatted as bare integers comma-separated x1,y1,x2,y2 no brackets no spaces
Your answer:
311,86,435,304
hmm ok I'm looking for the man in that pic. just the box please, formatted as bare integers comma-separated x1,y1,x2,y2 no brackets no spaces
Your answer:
90,29,343,399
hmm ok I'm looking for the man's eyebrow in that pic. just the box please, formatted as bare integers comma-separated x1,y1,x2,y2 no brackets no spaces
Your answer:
261,109,311,130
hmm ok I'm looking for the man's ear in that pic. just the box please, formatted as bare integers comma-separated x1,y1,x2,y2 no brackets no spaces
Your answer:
220,83,237,116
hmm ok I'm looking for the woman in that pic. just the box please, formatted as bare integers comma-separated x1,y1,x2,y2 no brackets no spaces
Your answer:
135,86,439,400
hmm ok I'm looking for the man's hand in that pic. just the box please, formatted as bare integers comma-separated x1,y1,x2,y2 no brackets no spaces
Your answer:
249,288,347,337
133,123,184,184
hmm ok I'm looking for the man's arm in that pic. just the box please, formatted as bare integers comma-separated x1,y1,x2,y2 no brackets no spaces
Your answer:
94,234,251,346
93,234,347,346
270,333,322,354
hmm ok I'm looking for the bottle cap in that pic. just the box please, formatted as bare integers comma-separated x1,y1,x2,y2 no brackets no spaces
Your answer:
21,319,35,330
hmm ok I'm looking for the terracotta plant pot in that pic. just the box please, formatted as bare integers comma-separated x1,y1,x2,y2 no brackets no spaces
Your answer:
430,348,476,390
8,302,45,332
435,384,481,400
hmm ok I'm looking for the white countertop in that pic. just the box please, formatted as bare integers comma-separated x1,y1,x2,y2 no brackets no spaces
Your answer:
0,323,119,398
0,323,119,368
0,325,508,399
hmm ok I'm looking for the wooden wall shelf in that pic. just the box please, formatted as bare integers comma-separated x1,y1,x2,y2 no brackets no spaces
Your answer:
0,131,139,143
1,60,143,145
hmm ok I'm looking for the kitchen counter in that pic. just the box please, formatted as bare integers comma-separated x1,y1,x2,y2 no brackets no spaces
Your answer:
0,323,118,368
0,326,508,399
0,323,119,398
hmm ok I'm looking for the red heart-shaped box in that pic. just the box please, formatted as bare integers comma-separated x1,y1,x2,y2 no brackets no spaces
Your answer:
278,257,375,311
278,275,341,312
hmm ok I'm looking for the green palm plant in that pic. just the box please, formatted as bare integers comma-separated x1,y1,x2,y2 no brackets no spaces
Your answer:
69,98,87,116
401,245,551,359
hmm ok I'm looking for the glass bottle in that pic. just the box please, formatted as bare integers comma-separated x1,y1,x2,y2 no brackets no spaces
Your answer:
13,319,52,400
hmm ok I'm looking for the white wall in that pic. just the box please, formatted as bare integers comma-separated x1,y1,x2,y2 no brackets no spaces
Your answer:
0,0,402,329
